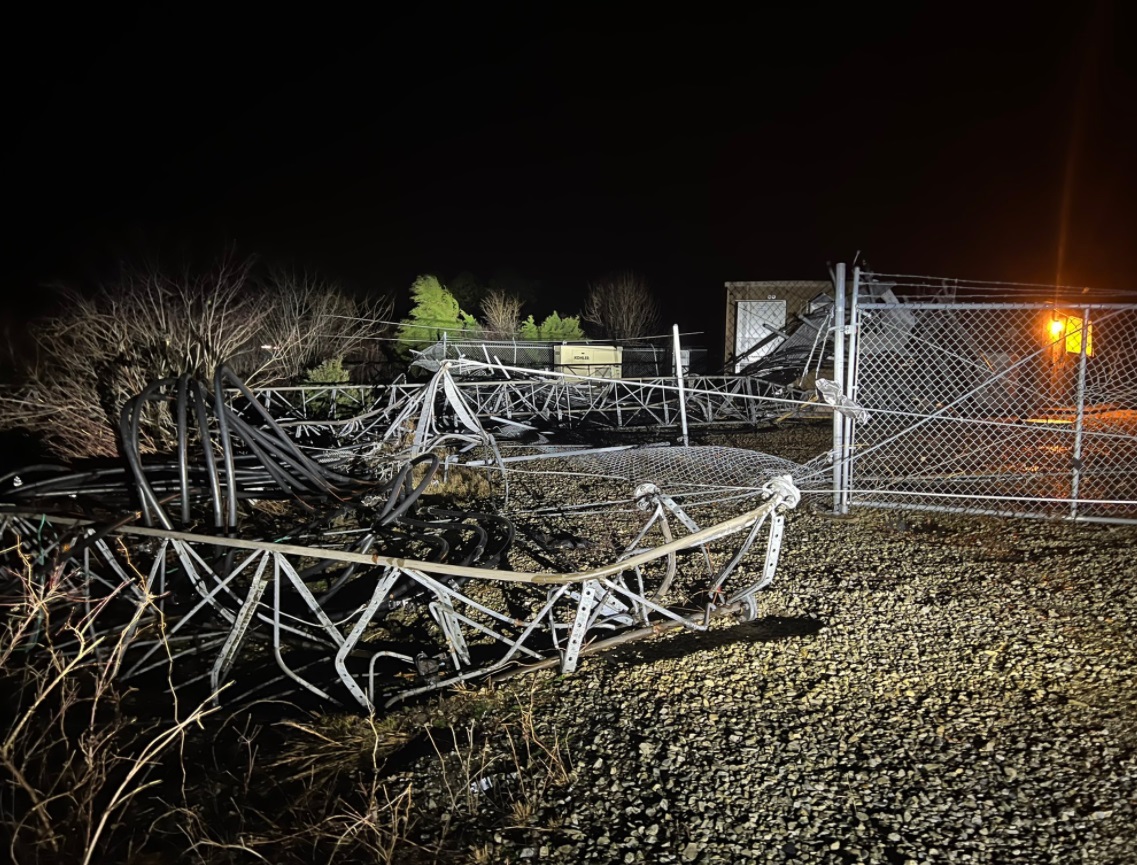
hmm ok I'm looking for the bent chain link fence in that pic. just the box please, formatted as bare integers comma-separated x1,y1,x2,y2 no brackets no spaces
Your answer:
847,299,1137,523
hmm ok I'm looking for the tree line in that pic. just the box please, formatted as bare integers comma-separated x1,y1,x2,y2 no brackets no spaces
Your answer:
0,257,662,461
395,271,661,349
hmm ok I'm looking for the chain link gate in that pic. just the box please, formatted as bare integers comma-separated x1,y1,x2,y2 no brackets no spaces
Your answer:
841,276,1137,523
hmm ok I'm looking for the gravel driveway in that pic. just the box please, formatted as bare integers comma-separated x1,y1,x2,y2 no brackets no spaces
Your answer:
386,427,1137,864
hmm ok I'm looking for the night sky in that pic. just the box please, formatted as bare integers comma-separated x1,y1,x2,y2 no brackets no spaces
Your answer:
7,4,1135,351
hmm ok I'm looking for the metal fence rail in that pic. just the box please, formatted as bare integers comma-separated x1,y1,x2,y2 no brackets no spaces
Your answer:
845,292,1137,523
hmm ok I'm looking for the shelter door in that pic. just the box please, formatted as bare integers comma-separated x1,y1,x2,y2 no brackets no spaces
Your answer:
735,300,787,371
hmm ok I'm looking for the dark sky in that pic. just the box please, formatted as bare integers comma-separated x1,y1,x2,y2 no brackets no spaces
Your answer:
6,3,1135,349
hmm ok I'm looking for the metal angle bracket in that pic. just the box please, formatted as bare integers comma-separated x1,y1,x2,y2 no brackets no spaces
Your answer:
725,509,784,620
335,568,405,710
211,551,272,698
722,476,799,617
760,510,787,590
562,579,600,674
429,597,473,668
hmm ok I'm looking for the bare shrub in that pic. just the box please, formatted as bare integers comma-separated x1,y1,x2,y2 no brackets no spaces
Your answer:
479,289,524,340
582,270,662,341
253,269,393,384
0,259,393,460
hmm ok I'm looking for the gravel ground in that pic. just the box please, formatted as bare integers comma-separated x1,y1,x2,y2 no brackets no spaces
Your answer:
384,426,1137,864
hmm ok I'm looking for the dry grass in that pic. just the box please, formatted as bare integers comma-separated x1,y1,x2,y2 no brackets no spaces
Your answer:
418,680,575,849
192,678,579,863
0,535,219,864
411,460,495,504
272,712,416,785
0,521,571,863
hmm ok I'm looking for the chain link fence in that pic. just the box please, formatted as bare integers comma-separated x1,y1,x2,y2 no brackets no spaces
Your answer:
408,339,707,378
847,298,1137,522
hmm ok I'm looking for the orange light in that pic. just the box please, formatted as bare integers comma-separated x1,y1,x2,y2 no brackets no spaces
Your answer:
1049,318,1065,338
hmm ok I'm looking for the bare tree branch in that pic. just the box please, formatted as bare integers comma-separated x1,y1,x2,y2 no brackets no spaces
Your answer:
582,271,661,341
479,289,524,339
0,258,394,460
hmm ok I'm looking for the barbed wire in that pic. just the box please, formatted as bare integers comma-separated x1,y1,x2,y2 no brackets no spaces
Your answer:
867,272,1137,298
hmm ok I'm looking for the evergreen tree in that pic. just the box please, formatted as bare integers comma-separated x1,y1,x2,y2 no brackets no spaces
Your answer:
396,275,479,350
518,312,586,341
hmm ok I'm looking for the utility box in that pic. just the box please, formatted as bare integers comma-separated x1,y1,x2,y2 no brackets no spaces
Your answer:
553,344,623,379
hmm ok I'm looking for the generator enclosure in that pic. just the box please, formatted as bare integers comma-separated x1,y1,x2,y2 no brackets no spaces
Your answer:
553,344,624,379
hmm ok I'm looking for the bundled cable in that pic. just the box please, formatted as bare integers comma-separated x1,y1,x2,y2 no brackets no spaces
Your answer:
1,364,513,568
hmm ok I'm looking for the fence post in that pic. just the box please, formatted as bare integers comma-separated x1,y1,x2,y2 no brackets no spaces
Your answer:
673,324,689,446
840,265,861,515
1070,305,1090,519
832,263,846,513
